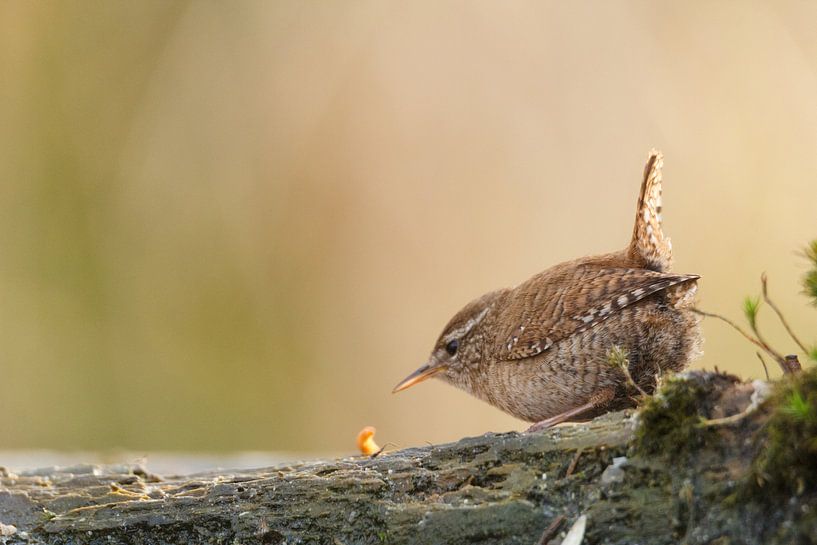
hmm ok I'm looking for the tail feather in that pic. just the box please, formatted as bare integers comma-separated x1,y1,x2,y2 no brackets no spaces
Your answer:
628,149,672,272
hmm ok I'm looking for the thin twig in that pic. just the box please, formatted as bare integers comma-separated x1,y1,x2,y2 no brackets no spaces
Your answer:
537,514,566,545
622,365,649,398
761,273,809,353
756,352,770,381
697,410,754,428
745,312,786,366
608,345,648,397
698,401,757,428
370,442,400,458
565,448,583,478
691,308,785,367
697,378,770,428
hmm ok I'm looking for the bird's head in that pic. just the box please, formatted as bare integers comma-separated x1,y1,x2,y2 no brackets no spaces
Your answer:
392,289,506,393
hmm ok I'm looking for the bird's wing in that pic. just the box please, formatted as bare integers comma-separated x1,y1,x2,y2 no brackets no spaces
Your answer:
494,265,698,361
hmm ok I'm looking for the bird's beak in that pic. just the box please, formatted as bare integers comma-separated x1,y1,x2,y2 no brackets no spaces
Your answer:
392,363,446,393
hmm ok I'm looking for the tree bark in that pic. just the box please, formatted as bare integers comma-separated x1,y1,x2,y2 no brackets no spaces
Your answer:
0,371,815,545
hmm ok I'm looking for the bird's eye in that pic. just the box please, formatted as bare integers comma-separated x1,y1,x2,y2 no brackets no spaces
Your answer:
445,339,459,356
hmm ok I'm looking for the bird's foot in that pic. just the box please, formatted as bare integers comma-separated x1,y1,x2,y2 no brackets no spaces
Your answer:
525,388,616,433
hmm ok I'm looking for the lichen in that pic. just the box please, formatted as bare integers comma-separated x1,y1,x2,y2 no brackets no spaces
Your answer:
747,366,817,497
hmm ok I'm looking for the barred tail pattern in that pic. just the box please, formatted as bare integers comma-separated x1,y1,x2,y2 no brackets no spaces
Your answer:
629,149,673,272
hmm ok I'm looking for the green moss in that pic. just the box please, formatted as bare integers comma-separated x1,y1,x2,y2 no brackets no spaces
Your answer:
634,374,710,457
748,366,817,497
782,390,811,421
607,345,630,369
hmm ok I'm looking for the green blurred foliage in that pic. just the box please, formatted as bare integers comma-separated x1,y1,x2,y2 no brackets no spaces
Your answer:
0,3,309,451
0,1,816,453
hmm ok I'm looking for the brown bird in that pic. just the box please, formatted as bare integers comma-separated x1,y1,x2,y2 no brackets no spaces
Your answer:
393,150,702,429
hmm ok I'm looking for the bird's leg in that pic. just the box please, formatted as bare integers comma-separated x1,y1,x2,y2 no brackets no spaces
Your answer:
525,388,616,433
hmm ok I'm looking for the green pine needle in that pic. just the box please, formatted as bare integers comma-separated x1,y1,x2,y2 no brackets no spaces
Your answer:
743,296,760,329
806,240,817,265
809,346,817,363
805,240,817,306
805,270,817,306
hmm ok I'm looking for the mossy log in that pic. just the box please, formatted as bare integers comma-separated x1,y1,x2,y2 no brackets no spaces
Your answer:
1,371,816,545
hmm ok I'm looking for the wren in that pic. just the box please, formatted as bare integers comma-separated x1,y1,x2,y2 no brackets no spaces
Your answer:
393,150,702,429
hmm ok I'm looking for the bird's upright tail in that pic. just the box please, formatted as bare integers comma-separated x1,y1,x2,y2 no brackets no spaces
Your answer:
628,149,673,272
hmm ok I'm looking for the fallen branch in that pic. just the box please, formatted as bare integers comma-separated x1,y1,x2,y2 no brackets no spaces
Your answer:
0,372,815,545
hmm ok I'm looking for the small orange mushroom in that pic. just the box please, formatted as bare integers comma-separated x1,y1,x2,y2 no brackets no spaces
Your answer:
356,426,381,456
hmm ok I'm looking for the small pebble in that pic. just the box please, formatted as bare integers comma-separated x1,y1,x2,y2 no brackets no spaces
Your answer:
600,457,628,484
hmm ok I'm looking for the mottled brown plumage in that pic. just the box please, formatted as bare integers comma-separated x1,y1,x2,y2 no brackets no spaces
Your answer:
393,150,702,428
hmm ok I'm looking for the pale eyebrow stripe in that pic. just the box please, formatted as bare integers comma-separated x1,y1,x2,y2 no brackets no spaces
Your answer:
442,306,490,343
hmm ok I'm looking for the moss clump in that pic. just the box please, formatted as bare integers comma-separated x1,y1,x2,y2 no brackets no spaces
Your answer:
748,366,817,497
634,373,712,457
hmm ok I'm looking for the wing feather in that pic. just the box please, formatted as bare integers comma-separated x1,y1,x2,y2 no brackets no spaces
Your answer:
495,265,698,360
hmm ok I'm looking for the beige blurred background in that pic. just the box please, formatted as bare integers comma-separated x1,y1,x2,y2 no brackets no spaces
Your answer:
0,1,815,458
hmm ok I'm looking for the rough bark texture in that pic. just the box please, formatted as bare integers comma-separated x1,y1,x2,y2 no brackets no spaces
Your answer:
1,370,816,545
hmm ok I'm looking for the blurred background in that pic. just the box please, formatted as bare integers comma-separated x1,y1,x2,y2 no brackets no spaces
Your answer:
1,1,816,464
